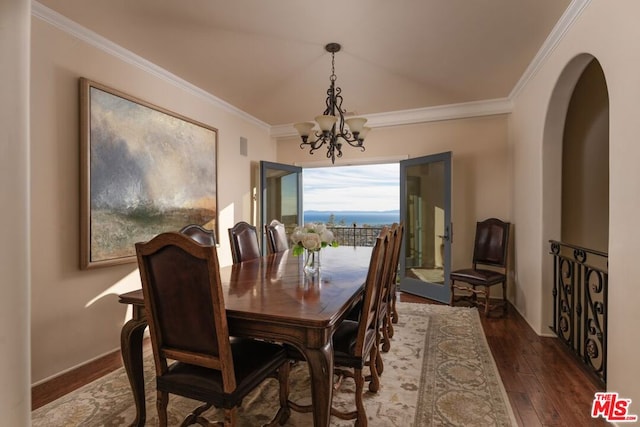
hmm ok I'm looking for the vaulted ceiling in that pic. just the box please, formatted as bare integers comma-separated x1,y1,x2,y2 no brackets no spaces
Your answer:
36,0,572,127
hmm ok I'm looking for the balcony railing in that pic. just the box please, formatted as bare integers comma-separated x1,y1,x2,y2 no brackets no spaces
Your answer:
327,224,385,247
549,240,608,384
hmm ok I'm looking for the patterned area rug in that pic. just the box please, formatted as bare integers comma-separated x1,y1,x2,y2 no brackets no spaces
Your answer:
32,303,516,426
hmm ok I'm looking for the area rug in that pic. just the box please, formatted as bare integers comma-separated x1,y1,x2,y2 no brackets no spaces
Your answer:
32,303,516,426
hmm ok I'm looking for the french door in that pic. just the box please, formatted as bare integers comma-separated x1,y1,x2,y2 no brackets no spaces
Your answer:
259,161,303,254
399,152,452,303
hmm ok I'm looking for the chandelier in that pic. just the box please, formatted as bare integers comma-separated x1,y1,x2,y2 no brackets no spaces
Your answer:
294,43,370,164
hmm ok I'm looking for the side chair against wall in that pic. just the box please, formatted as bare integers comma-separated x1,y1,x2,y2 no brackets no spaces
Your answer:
288,227,390,427
179,223,217,246
265,219,289,253
449,218,511,316
135,232,290,427
228,221,261,264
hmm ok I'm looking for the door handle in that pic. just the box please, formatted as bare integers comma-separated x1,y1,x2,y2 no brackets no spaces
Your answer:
438,224,453,243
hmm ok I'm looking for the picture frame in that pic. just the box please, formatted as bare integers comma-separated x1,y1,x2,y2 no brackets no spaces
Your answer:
79,78,218,269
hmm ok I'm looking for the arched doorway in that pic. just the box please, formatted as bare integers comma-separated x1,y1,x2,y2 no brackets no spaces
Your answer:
543,55,609,384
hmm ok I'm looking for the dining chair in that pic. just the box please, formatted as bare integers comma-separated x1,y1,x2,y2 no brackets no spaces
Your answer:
265,219,289,253
288,227,390,426
228,221,261,264
343,224,398,375
179,223,217,246
449,218,511,316
135,232,290,426
388,222,404,327
379,222,404,355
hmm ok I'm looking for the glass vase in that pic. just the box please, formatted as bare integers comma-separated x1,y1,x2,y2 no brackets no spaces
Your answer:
304,249,320,275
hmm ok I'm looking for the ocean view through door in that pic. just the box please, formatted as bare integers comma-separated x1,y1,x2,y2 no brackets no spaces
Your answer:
399,152,452,303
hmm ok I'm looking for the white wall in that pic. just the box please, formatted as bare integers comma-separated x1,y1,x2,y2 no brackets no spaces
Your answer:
0,0,31,422
510,0,640,411
29,17,277,383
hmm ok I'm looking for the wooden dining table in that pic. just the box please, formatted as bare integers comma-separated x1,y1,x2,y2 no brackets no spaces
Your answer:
118,245,373,427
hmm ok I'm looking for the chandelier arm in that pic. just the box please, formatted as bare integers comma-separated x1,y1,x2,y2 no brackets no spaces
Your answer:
342,140,367,151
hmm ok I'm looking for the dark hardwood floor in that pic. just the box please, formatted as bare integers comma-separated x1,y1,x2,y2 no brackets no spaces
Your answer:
399,292,607,427
35,292,607,426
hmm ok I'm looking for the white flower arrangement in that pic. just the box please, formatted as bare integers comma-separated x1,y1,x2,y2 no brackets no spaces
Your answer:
291,223,338,256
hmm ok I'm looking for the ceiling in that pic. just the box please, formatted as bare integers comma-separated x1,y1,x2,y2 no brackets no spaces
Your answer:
36,0,572,127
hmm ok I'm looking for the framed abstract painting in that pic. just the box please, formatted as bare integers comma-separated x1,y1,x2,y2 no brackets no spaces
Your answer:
79,78,218,269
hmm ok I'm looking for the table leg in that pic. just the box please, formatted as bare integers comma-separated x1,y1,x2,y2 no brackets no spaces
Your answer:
120,306,148,427
301,341,334,427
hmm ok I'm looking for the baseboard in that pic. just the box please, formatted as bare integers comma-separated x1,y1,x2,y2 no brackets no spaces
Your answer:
31,337,151,410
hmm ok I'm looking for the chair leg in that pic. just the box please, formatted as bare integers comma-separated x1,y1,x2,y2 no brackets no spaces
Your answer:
372,326,384,375
381,314,391,353
157,391,169,427
391,286,399,324
502,281,507,316
354,368,368,427
484,286,491,316
368,345,380,393
375,343,384,375
265,361,291,426
224,407,239,426
449,280,455,306
386,304,395,339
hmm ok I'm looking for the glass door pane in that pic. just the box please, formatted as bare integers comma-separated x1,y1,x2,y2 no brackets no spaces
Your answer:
260,161,302,254
399,152,452,303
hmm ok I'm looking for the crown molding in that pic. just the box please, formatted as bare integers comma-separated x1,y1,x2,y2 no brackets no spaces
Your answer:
270,98,513,139
31,1,270,131
510,0,591,100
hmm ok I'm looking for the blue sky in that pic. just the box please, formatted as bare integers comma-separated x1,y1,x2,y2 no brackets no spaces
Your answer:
303,163,399,211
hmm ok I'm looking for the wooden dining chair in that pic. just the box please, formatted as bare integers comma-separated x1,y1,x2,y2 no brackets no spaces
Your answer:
388,222,404,327
449,218,511,316
228,221,261,263
342,223,399,375
379,222,404,355
265,219,289,253
288,227,390,427
179,223,217,246
135,232,290,426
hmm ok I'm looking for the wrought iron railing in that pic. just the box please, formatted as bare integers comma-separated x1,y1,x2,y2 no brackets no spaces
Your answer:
549,240,608,384
327,224,384,247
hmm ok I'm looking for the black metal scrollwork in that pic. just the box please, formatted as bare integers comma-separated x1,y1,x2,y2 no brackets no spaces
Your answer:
549,240,607,384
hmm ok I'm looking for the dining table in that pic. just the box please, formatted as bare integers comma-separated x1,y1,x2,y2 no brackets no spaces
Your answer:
118,245,373,427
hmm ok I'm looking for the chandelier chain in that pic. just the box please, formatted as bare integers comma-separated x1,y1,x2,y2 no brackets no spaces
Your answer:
330,52,336,82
